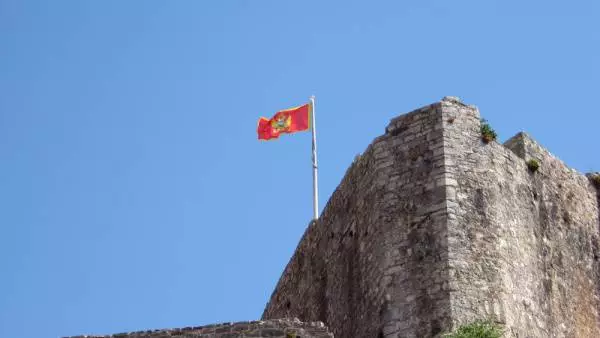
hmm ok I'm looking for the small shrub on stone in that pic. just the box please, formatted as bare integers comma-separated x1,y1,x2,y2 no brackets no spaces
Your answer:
590,173,600,188
443,320,503,338
480,119,497,143
527,159,540,173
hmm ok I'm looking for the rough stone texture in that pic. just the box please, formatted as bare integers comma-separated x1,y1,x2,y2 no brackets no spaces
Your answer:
65,318,333,338
67,97,600,338
263,97,600,337
445,104,600,338
263,98,454,337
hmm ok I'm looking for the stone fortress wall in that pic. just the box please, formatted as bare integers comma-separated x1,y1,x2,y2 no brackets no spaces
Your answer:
68,97,600,338
262,97,600,338
67,318,333,338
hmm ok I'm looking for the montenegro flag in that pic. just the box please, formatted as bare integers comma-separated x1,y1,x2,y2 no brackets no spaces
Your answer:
257,103,312,140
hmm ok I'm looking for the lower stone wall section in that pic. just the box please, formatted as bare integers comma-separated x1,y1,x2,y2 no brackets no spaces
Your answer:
65,318,333,338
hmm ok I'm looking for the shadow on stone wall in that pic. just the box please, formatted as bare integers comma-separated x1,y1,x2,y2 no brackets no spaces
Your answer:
586,172,600,330
587,173,600,232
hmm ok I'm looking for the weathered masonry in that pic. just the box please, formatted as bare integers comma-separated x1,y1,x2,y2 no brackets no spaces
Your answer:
262,97,600,338
68,97,600,338
66,318,333,338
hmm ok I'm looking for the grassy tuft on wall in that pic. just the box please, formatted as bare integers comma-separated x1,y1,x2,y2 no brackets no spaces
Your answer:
443,320,503,338
590,173,600,188
480,119,497,144
527,159,540,173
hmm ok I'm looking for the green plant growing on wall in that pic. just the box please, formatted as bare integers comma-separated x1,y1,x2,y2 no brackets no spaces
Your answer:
590,173,600,188
443,320,503,338
527,159,540,173
480,119,497,143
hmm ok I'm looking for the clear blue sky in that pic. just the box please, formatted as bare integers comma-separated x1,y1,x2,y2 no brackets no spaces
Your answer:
1,1,598,337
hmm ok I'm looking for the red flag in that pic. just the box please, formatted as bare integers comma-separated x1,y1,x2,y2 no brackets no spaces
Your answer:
257,103,311,140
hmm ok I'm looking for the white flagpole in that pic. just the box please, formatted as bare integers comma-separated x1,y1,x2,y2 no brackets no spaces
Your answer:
310,95,319,221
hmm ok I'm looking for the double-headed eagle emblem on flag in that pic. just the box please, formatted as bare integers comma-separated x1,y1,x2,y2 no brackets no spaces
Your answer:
271,113,292,132
257,103,311,140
